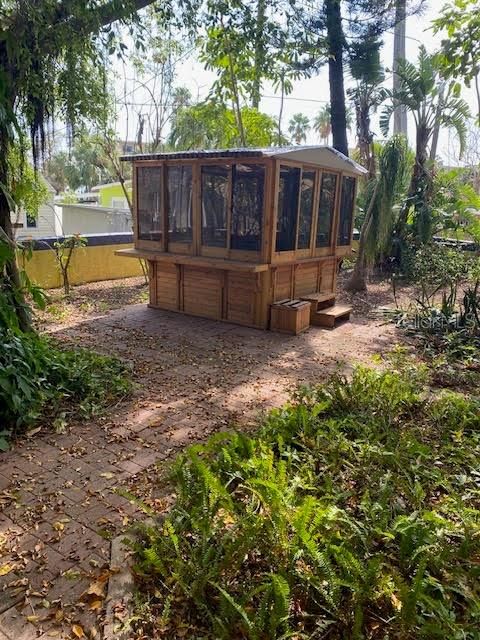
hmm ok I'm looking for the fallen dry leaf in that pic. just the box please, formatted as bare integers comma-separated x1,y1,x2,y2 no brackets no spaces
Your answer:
0,563,15,576
26,615,39,623
88,599,103,611
72,624,85,638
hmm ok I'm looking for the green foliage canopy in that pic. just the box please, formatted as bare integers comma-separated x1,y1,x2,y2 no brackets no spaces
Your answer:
168,102,282,149
433,0,480,123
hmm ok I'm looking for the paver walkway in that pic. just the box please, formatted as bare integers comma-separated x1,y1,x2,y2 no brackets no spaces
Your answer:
0,304,396,639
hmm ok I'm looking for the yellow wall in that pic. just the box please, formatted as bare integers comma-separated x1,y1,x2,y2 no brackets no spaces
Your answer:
21,243,144,290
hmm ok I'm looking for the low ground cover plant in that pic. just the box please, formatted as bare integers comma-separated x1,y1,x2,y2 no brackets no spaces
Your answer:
132,366,480,639
393,245,480,377
0,238,132,448
0,327,131,448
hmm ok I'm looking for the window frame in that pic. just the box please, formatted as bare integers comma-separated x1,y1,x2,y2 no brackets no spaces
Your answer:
165,160,195,255
295,167,317,257
199,161,232,259
133,157,268,261
134,160,166,252
335,173,358,255
26,211,37,228
313,169,342,258
229,161,266,261
275,164,301,255
272,160,340,263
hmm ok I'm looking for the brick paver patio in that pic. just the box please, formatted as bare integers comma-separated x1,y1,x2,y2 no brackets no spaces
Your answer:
0,304,396,639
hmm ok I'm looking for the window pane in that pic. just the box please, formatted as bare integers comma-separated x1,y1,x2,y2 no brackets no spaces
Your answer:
337,176,356,246
26,212,37,228
297,170,315,249
167,165,193,244
137,166,162,241
316,173,337,248
231,164,264,252
201,165,229,248
276,166,300,252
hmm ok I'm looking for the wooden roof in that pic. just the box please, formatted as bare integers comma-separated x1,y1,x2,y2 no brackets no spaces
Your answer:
121,146,367,176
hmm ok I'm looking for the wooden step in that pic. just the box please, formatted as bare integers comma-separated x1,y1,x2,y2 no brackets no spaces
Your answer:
299,292,336,314
312,304,352,328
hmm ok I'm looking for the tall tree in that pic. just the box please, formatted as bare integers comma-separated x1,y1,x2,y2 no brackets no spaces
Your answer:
288,113,311,144
381,47,470,244
348,38,386,179
298,0,425,158
169,102,281,149
393,0,408,136
313,105,332,144
0,0,157,330
324,0,349,156
346,136,410,292
252,0,267,109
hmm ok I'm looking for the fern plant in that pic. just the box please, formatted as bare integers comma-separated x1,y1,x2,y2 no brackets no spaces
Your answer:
132,366,480,639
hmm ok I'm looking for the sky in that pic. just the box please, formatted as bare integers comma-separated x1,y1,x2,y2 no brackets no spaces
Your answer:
112,1,477,164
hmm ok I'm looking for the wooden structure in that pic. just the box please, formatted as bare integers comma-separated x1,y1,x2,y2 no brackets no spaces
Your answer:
117,147,366,331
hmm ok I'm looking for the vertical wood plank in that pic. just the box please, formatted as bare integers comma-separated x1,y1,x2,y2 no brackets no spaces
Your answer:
162,162,169,253
261,159,274,264
222,270,228,320
133,163,139,247
332,171,343,253
192,160,201,256
176,264,183,311
226,165,232,252
310,169,322,257
269,159,280,263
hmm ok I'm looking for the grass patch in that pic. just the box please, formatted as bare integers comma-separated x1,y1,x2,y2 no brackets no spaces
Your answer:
132,365,480,640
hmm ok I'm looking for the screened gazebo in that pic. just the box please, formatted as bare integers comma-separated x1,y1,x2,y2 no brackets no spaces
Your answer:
117,146,366,332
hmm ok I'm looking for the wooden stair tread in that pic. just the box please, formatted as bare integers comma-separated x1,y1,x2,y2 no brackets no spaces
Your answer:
273,299,310,310
316,304,351,318
299,292,335,303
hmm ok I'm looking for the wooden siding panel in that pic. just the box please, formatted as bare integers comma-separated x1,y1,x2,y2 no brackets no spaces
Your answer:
273,266,292,301
183,266,222,319
294,263,318,297
156,263,178,310
227,272,256,326
319,258,336,293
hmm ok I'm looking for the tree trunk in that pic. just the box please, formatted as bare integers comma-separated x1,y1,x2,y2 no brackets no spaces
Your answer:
0,191,31,332
325,0,349,156
356,95,376,179
393,0,408,136
429,82,445,162
346,180,379,292
252,0,266,109
397,124,431,241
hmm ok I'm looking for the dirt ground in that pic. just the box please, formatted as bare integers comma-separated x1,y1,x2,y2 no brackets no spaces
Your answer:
0,270,410,639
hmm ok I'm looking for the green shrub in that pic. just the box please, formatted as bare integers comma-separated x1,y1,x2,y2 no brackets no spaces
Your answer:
132,368,480,639
0,326,131,448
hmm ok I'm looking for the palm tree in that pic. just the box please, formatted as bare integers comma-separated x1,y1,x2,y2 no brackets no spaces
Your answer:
346,136,410,292
348,38,386,179
381,46,470,244
313,106,332,144
288,113,310,145
313,104,353,146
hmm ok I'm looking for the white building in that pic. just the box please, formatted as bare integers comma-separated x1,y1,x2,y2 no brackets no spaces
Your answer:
12,180,60,240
